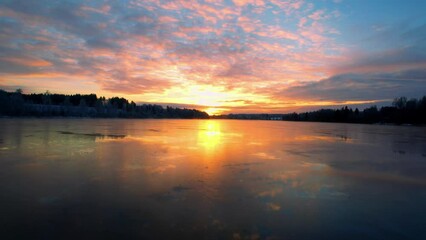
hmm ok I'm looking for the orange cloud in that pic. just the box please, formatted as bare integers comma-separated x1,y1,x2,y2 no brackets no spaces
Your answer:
2,57,52,67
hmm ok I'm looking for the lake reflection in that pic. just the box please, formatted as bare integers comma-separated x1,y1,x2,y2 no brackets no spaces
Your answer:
1,119,426,239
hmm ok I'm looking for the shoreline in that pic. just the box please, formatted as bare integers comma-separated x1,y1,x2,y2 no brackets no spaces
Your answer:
1,116,424,127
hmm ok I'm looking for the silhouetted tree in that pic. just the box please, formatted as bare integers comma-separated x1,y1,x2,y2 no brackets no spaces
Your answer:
2,89,424,123
223,96,426,125
393,97,407,109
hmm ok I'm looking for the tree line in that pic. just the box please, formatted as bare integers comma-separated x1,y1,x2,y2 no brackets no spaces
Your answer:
281,96,426,124
219,96,426,125
0,89,209,119
2,89,425,124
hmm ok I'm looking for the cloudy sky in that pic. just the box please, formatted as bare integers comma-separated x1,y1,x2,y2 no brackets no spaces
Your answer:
0,0,425,114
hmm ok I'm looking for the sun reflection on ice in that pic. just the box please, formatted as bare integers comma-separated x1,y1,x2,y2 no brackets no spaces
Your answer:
198,121,222,151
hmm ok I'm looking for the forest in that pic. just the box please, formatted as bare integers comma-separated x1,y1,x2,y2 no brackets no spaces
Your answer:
0,89,209,119
222,96,426,125
2,89,425,124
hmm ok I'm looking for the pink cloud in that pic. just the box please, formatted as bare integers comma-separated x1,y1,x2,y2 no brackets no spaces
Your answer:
308,9,325,20
0,0,359,113
257,26,300,41
233,0,265,7
300,30,327,44
298,17,307,28
136,15,155,23
180,26,222,36
238,16,258,32
80,4,111,14
269,0,304,15
158,16,179,24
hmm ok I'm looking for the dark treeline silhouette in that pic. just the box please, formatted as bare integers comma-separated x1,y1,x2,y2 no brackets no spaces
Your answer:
0,89,209,119
217,96,426,125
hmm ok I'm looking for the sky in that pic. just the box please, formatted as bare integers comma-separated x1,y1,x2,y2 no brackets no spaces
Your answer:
0,0,425,115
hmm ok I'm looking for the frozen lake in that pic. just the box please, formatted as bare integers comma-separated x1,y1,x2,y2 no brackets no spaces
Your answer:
0,119,426,239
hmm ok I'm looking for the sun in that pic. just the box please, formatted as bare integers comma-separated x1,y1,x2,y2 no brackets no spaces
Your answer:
144,84,263,115
203,107,228,116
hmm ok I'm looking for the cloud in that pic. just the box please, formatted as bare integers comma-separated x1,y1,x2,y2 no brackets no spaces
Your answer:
328,21,426,79
1,57,51,67
217,62,254,78
271,19,426,107
80,4,111,15
232,0,265,7
269,0,304,15
280,69,426,102
308,10,325,21
0,0,340,97
1,0,424,113
256,26,300,41
333,45,426,75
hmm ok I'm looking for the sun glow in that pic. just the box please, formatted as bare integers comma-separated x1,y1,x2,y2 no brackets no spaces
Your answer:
151,84,268,115
114,82,384,116
187,86,228,107
203,107,229,116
